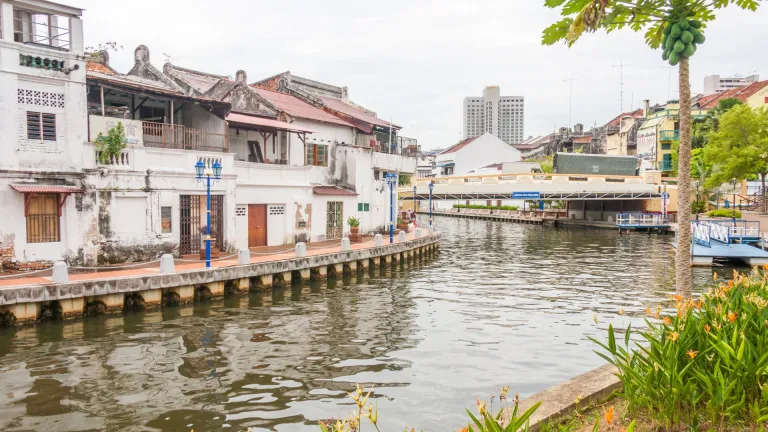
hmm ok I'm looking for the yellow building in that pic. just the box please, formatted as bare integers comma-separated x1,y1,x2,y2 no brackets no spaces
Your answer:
637,102,708,173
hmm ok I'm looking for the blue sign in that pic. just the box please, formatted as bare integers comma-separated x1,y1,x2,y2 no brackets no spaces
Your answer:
512,192,541,199
661,192,669,199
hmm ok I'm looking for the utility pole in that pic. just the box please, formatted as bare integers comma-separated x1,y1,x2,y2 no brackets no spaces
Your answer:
660,66,674,102
562,77,583,130
612,61,632,113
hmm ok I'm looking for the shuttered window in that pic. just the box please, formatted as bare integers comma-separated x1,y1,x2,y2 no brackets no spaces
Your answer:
306,144,328,167
26,111,56,141
26,194,61,243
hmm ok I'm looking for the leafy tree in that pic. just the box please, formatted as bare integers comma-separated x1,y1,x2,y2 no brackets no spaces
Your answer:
704,105,768,212
398,174,412,186
95,122,127,164
541,0,761,293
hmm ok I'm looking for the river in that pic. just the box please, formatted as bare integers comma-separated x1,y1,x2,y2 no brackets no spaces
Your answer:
0,217,723,431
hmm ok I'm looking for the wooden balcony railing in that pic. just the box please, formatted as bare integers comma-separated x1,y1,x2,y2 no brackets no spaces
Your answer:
142,121,227,153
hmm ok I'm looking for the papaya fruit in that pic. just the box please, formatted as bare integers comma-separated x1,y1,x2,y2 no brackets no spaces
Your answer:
669,51,681,66
683,43,695,57
662,34,669,47
670,24,682,38
674,40,685,53
681,31,694,44
679,19,690,30
690,27,701,38
662,50,670,61
694,32,705,44
664,24,672,35
690,20,702,29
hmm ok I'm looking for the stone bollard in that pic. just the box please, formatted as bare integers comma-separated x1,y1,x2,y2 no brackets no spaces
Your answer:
238,248,250,265
296,242,307,257
160,254,176,274
398,231,406,242
429,226,435,235
340,238,351,252
374,234,383,247
52,261,69,283
415,228,423,238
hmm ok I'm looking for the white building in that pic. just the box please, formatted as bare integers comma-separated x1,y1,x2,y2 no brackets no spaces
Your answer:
703,74,760,95
463,86,524,145
0,2,416,268
0,0,87,269
434,133,521,177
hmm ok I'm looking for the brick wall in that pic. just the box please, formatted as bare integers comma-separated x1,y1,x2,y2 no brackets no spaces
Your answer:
0,242,52,273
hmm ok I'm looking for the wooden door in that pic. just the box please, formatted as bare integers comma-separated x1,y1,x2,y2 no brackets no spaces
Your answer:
248,204,267,247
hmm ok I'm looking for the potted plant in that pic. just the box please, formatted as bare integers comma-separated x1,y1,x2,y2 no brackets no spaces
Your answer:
348,216,360,235
396,216,409,232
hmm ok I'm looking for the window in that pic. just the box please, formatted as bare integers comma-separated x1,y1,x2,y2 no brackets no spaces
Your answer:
26,193,60,243
661,143,671,150
374,170,380,180
306,144,328,167
26,111,56,141
357,203,370,211
161,206,172,234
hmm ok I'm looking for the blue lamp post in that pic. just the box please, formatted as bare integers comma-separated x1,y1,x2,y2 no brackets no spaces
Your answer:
413,185,417,218
195,159,222,268
384,172,397,244
428,181,434,228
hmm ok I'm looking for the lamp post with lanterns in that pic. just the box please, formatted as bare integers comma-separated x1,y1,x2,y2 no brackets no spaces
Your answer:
195,159,222,268
731,178,738,223
695,180,700,221
429,181,434,228
384,172,397,244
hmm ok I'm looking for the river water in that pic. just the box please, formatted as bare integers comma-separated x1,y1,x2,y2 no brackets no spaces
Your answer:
0,217,723,432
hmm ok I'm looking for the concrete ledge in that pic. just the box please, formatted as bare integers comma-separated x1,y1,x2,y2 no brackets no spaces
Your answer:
0,234,441,306
503,363,621,431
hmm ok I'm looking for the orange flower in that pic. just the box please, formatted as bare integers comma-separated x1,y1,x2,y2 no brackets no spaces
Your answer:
673,294,684,303
696,300,703,310
686,350,698,360
728,312,737,323
663,316,672,325
704,324,711,333
603,405,615,424
667,331,679,342
645,307,652,316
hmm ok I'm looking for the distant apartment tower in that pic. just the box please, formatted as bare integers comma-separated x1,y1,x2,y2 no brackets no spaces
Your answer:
463,86,524,145
703,74,760,95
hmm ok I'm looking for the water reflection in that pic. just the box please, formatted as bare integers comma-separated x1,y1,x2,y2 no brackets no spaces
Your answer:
0,217,720,431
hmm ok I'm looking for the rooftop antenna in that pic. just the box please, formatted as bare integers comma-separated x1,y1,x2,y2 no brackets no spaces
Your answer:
562,77,583,129
163,52,177,63
612,61,632,113
660,66,675,101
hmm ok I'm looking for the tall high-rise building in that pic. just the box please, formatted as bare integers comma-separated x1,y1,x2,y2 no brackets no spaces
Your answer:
703,74,760,95
463,86,524,145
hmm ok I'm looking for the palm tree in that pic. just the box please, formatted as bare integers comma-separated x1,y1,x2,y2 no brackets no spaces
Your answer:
542,0,761,293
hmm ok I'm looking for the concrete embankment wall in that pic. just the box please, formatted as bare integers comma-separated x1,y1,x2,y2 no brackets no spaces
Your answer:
0,234,441,327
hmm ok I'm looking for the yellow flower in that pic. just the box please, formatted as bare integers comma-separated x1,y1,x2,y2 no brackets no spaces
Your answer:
686,350,698,360
713,272,718,281
500,385,509,400
667,331,679,342
593,312,598,324
603,405,615,424
476,397,488,416
704,324,711,333
618,307,625,316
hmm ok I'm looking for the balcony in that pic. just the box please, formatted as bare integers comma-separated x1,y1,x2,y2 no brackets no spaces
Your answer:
659,130,679,141
88,116,228,153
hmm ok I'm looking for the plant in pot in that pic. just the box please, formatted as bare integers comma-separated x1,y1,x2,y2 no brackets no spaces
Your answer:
396,216,409,232
347,216,360,235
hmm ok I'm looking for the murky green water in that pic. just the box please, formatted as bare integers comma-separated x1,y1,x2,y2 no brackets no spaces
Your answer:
0,217,722,431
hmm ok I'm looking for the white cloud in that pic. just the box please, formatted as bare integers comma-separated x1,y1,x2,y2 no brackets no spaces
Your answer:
77,0,768,150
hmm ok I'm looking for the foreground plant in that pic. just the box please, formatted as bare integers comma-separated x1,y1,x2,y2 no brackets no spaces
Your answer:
319,385,540,432
593,268,768,430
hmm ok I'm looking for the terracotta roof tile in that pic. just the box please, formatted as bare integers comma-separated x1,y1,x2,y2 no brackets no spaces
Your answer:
699,81,768,110
438,136,479,155
572,136,593,144
319,96,398,129
605,108,644,128
11,184,82,194
313,186,357,196
86,61,115,75
251,88,354,127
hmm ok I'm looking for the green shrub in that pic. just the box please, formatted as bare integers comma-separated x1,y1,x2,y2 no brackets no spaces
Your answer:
594,268,768,430
452,204,519,211
706,209,741,218
347,216,360,228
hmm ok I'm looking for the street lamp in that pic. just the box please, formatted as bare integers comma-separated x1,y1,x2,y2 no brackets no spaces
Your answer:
428,181,434,228
195,159,222,268
695,180,700,221
384,172,397,244
731,178,738,223
413,185,417,217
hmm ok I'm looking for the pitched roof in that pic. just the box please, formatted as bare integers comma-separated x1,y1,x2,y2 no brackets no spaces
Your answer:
514,133,553,150
165,64,227,94
86,61,116,75
319,96,399,129
604,108,644,128
313,186,357,196
698,81,768,110
438,136,479,155
86,70,228,108
251,87,354,127
572,136,593,144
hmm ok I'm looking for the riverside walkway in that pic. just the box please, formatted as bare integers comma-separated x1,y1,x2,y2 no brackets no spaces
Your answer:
0,230,440,325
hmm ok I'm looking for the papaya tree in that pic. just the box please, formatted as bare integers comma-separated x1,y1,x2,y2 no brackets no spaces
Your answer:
541,0,760,293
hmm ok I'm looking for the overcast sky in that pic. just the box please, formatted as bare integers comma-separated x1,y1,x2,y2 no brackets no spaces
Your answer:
76,0,767,150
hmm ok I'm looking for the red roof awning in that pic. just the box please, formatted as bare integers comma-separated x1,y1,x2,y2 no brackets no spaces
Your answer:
313,186,357,196
11,184,82,194
227,113,315,134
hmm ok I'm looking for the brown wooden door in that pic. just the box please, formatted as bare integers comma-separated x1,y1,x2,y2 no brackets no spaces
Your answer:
248,204,267,247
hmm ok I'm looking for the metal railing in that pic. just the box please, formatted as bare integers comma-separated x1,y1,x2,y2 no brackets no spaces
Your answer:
659,130,680,141
142,122,227,153
616,213,669,227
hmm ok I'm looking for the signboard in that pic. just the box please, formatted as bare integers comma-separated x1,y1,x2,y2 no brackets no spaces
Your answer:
512,192,541,199
89,115,143,146
637,128,657,164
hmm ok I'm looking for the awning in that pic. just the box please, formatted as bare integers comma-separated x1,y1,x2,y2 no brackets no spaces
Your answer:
11,184,82,194
638,116,664,131
436,162,455,168
313,186,357,196
226,113,315,134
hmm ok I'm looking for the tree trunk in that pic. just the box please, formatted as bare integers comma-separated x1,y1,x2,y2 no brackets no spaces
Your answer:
761,173,766,213
676,57,693,296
